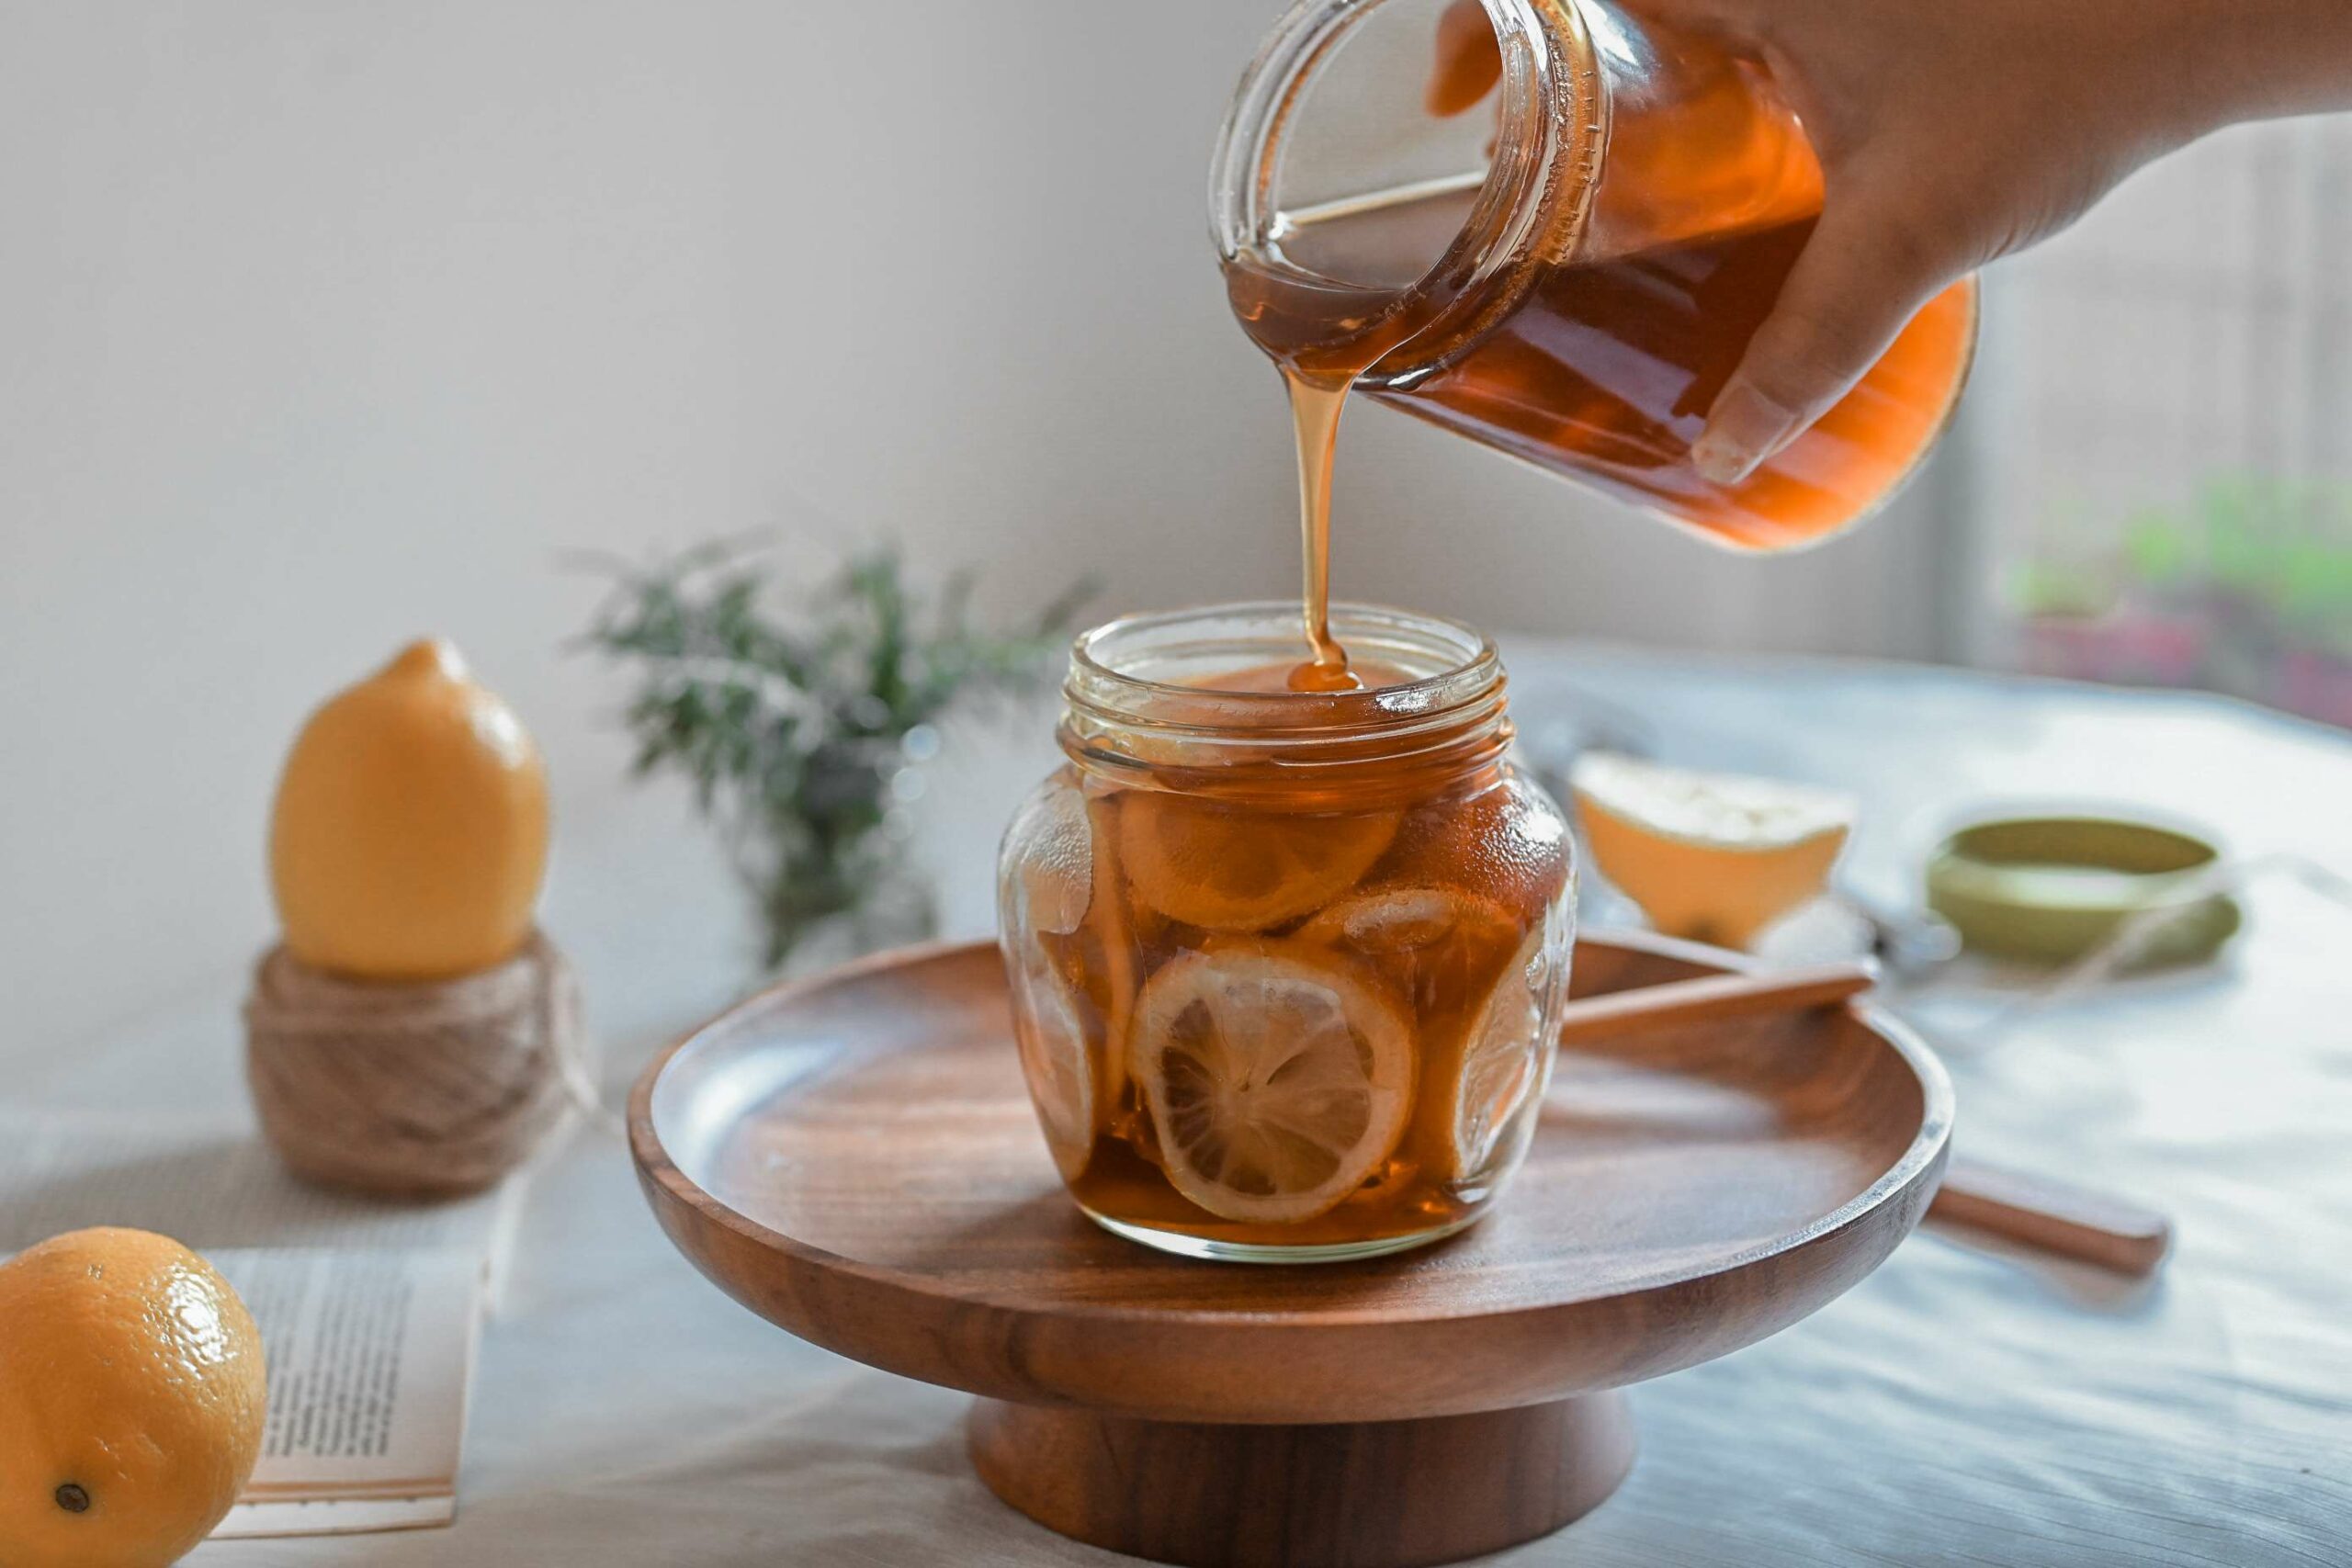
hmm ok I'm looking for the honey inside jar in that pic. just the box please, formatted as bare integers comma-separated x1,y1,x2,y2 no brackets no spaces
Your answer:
1000,606,1574,1260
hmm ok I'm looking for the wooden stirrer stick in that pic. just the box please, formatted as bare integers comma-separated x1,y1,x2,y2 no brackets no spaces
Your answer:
1553,961,2173,1276
1555,963,1876,1046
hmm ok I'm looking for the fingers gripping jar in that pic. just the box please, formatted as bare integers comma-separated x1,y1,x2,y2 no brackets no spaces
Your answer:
998,604,1574,1262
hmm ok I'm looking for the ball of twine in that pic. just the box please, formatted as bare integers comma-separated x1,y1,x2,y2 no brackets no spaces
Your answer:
244,932,584,1198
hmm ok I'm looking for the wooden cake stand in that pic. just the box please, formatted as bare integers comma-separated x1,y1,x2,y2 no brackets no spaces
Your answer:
629,932,1952,1568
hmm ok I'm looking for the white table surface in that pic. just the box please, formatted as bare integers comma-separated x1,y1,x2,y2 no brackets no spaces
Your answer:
22,643,2351,1567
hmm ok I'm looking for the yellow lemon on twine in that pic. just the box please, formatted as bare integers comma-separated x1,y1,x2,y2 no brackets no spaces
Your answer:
270,637,549,979
0,1228,269,1568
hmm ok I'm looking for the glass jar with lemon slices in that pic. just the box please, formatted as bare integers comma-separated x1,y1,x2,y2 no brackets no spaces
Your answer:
999,604,1574,1262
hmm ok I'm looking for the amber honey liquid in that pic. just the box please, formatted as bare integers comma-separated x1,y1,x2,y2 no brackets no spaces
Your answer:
1285,376,1357,690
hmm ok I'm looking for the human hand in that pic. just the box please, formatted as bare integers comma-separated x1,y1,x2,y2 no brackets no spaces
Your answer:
1431,0,2352,484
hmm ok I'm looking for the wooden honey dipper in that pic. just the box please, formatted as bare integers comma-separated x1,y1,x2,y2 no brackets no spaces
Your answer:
1557,963,2175,1276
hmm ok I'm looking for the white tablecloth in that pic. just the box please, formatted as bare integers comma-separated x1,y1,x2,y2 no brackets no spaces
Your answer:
25,646,2351,1566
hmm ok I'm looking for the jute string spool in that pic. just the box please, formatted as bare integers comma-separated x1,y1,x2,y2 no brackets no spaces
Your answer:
244,931,582,1198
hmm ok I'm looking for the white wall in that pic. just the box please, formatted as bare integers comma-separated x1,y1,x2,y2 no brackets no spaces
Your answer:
0,1,1949,1045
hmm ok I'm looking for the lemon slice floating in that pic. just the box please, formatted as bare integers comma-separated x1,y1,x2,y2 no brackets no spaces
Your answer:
1570,753,1855,949
1299,885,1525,1010
1448,928,1562,1181
1006,935,1096,1181
1119,795,1397,931
1130,944,1413,1224
1003,782,1093,938
1298,886,1477,953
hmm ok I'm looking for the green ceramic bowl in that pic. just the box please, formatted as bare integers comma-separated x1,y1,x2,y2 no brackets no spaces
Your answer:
1925,814,2241,967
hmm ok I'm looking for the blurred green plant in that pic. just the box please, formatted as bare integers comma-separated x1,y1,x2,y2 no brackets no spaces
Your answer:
581,540,1091,967
2011,475,2352,656
2009,475,2352,725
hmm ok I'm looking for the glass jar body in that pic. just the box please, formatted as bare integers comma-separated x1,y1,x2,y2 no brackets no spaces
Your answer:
997,604,1575,1261
1214,0,1978,550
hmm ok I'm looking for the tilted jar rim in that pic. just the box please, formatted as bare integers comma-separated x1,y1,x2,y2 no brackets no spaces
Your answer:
1061,601,1511,773
1207,0,1603,389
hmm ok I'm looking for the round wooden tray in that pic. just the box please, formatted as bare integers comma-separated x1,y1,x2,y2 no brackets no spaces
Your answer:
629,932,1951,1568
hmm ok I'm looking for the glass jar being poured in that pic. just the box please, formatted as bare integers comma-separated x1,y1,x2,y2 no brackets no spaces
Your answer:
1212,0,1980,681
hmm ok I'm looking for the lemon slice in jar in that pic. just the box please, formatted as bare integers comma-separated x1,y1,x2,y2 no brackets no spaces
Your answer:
1447,928,1562,1182
1298,886,1484,952
1006,936,1096,1181
1004,782,1094,938
1118,795,1397,932
1298,885,1529,1011
1129,943,1413,1224
1299,884,1521,963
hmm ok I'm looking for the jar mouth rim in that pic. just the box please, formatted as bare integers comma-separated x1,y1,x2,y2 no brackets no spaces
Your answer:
1068,600,1502,731
1208,0,1599,382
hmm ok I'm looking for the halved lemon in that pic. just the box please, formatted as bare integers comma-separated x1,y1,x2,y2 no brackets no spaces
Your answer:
1005,933,1096,1181
1129,943,1413,1224
1447,926,1564,1181
1118,795,1397,932
1571,753,1855,949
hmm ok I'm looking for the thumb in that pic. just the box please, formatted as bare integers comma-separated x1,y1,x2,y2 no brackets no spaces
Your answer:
1690,193,1960,486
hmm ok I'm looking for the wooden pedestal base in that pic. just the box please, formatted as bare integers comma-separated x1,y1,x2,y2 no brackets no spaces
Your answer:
968,1393,1637,1568
634,939,1952,1567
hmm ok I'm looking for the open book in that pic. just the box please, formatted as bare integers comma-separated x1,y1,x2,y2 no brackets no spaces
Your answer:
0,1111,520,1538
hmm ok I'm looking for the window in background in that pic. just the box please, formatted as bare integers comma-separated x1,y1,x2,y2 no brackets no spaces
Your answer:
1966,116,2352,728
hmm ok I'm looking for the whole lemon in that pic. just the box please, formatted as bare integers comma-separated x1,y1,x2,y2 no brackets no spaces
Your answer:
0,1228,268,1568
270,637,550,979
